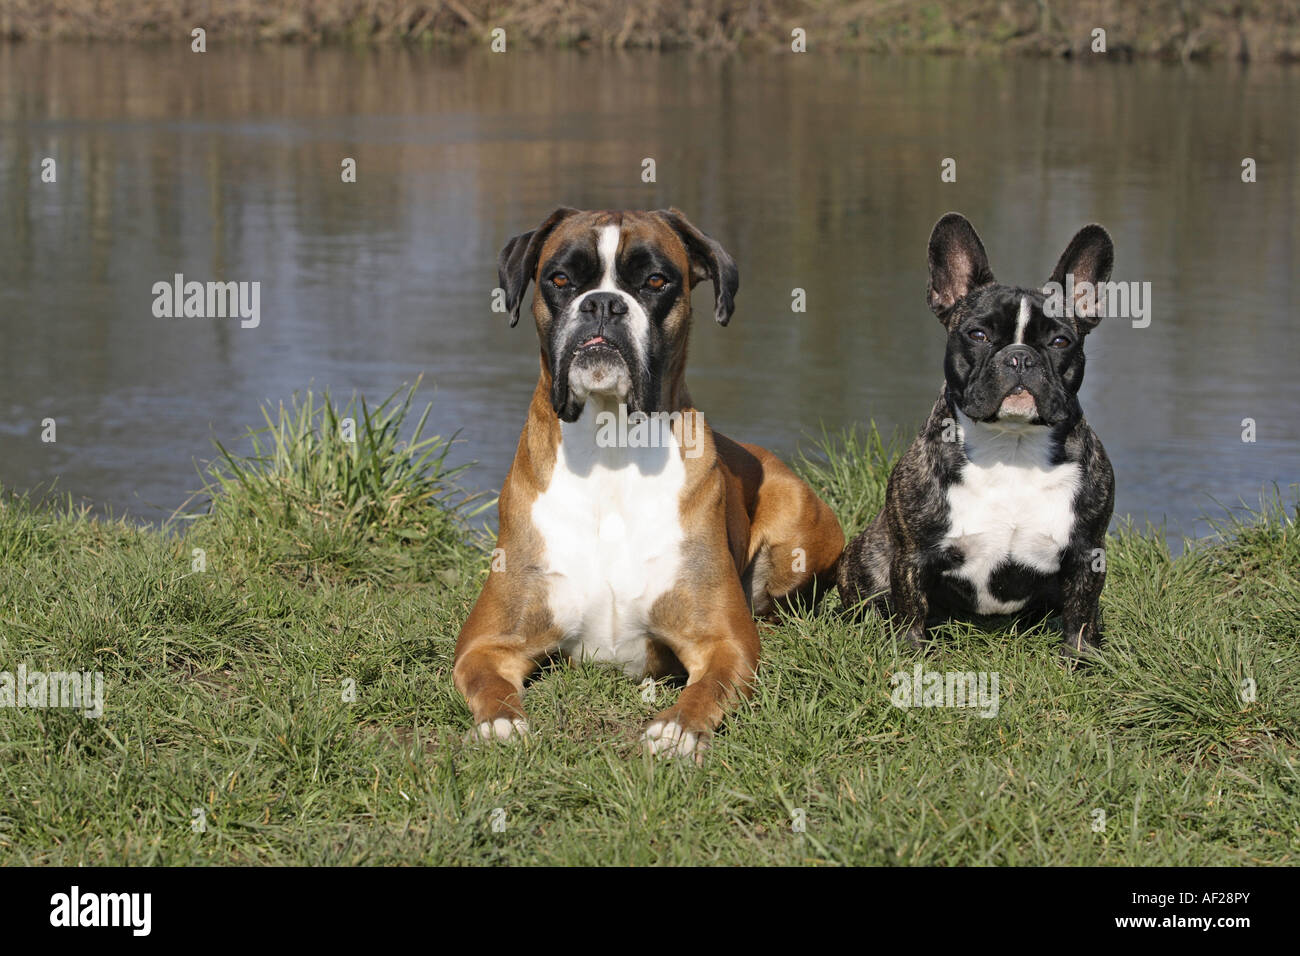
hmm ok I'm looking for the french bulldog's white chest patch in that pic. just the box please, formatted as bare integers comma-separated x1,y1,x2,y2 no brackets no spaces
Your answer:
531,402,686,678
941,413,1081,614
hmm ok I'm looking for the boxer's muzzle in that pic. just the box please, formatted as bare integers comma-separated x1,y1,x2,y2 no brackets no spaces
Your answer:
549,289,659,423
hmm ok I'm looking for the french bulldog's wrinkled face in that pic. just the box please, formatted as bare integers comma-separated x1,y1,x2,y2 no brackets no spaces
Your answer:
942,285,1084,426
925,213,1114,430
496,208,738,422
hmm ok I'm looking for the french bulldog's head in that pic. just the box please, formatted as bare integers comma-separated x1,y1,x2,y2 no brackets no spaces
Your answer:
497,207,738,422
925,212,1114,430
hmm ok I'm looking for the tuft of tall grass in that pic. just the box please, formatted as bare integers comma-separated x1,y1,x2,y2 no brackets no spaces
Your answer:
181,380,482,584
796,423,900,536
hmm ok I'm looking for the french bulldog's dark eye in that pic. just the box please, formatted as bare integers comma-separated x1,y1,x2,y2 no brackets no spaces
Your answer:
550,273,571,289
968,328,988,342
645,274,668,291
1050,335,1072,348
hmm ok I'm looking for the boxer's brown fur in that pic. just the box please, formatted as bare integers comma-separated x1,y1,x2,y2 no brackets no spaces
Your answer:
453,208,843,758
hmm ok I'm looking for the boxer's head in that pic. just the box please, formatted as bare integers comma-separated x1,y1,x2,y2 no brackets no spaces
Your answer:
925,212,1113,430
497,208,739,422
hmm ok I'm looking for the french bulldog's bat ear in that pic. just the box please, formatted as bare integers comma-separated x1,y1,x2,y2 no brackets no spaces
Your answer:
926,212,995,322
1047,224,1114,332
655,207,740,326
497,207,578,327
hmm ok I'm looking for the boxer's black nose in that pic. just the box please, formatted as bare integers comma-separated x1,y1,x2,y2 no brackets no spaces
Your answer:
1001,345,1038,371
579,292,629,321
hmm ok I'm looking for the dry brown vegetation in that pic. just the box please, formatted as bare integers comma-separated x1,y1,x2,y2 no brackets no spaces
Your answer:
2,1,1299,61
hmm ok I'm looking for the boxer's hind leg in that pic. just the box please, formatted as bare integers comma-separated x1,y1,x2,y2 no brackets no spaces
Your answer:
642,587,760,762
742,447,845,617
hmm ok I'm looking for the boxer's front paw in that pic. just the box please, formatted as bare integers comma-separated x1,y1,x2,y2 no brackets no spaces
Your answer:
466,716,530,744
641,717,709,763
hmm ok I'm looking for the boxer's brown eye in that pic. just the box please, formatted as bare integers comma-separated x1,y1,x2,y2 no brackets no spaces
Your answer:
550,273,570,289
968,329,988,342
1050,335,1071,348
645,274,668,290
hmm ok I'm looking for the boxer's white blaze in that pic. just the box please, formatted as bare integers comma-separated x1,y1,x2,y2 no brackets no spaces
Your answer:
532,394,686,677
597,224,650,365
1014,296,1031,344
596,224,620,289
940,410,1080,614
562,225,651,394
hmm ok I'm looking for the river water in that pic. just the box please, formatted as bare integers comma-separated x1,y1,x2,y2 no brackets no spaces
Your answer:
0,45,1295,542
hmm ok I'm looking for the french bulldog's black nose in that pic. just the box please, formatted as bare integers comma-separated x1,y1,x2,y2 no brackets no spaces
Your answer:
578,292,628,320
1001,345,1038,371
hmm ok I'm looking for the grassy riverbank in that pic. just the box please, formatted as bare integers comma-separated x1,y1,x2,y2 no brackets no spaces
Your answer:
0,387,1297,865
3,1,1298,61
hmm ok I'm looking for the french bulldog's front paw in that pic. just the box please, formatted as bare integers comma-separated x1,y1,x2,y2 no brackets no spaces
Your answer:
641,718,709,763
1058,635,1100,665
902,625,933,653
466,716,530,744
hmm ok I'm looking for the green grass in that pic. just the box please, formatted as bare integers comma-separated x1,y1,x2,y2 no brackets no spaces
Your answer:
0,388,1297,865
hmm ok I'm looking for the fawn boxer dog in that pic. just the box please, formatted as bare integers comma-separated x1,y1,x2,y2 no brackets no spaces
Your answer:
453,207,844,759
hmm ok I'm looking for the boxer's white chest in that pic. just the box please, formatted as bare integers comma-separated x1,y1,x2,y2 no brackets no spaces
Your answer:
531,403,686,677
940,415,1080,614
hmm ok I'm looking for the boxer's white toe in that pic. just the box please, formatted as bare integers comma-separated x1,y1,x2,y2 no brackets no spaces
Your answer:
641,720,702,760
469,717,529,743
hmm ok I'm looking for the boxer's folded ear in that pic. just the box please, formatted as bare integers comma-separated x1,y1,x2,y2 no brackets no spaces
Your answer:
498,206,578,327
926,212,995,322
654,207,740,326
1047,224,1114,332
